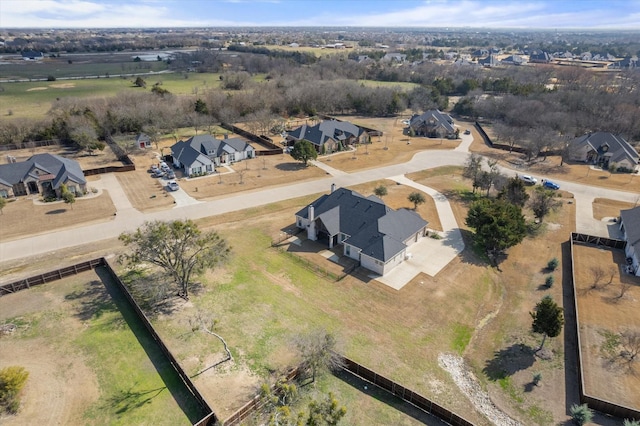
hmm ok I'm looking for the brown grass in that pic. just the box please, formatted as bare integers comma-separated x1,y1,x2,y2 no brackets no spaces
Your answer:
317,115,468,172
0,191,116,241
592,198,637,220
572,243,640,410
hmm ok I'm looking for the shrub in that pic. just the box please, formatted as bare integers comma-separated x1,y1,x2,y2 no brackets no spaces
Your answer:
547,257,559,271
532,372,542,385
545,275,555,288
570,403,593,425
46,75,56,81
0,366,29,414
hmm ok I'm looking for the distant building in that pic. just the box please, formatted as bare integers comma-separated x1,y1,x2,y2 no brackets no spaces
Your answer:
569,132,639,172
21,50,44,60
529,50,551,63
408,110,456,139
286,120,368,154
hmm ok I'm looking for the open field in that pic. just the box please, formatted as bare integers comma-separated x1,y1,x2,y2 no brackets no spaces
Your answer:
0,269,204,425
0,72,223,121
572,243,640,410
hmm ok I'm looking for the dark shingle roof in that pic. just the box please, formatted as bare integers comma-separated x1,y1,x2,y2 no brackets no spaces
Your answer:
171,135,252,168
0,153,85,189
621,206,640,249
296,188,427,262
571,132,639,165
287,120,363,147
409,110,455,133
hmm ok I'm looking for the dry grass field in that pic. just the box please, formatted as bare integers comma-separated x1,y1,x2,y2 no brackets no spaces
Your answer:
0,189,116,242
572,243,640,410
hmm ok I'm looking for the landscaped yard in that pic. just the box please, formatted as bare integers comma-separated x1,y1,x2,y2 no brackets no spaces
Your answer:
0,269,205,425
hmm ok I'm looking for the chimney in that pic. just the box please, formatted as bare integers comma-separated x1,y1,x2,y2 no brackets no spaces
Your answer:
308,205,315,221
331,183,336,193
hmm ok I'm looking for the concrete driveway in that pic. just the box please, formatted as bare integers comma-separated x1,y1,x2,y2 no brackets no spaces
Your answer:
374,175,465,290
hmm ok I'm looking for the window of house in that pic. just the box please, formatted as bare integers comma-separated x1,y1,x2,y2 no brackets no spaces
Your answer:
346,246,350,256
0,189,8,198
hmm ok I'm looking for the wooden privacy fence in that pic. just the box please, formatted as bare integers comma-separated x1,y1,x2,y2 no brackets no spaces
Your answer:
0,139,60,151
220,122,284,155
341,356,474,426
0,258,218,426
318,114,384,137
101,259,218,426
0,259,103,296
569,233,640,421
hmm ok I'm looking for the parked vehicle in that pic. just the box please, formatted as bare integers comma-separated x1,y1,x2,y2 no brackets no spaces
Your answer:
164,171,176,179
464,129,471,135
150,164,160,173
166,181,179,191
542,179,560,190
518,174,538,185
152,169,165,178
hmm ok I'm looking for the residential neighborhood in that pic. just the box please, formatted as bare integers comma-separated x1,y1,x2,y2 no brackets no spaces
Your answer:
1,11,640,426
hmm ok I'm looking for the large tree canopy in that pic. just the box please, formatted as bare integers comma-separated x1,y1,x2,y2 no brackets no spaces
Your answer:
465,198,527,263
119,220,230,299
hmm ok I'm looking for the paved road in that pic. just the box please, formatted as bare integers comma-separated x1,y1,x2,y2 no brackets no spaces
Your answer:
1,144,637,263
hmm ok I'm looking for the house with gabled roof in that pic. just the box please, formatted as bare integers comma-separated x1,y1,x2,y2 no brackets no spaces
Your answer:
478,54,499,68
0,153,86,199
408,110,457,139
295,185,428,275
285,120,368,154
136,133,152,149
619,206,640,276
569,132,639,172
171,134,255,177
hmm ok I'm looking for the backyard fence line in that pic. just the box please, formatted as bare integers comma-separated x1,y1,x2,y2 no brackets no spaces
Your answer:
569,233,640,421
0,258,103,296
223,368,298,426
339,355,475,426
0,258,218,426
0,139,60,151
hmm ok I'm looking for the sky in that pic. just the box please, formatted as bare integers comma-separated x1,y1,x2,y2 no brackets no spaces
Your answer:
1,0,639,30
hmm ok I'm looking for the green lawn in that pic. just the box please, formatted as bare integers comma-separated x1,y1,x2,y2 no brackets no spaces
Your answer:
357,79,421,91
0,72,225,121
0,270,206,425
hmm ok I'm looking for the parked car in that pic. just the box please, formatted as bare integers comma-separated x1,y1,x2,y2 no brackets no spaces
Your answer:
401,119,410,125
519,174,538,185
166,181,179,191
542,179,560,190
150,164,160,173
464,129,471,135
164,171,176,179
152,169,165,178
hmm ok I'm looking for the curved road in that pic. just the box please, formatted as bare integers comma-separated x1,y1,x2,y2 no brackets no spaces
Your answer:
1,140,638,263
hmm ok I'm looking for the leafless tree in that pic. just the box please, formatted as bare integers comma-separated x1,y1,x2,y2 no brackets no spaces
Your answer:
620,330,640,364
589,266,606,291
294,328,344,383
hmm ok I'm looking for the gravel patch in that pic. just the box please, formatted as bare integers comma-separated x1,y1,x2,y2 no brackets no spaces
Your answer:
438,353,522,426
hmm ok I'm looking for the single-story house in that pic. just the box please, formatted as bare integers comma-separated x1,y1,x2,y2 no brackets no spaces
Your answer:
295,185,428,275
285,120,368,154
136,133,152,149
501,55,527,66
0,153,86,199
171,134,255,177
569,132,639,172
619,206,640,277
408,110,457,139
